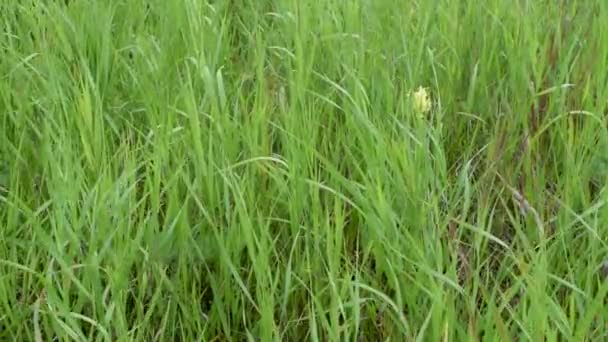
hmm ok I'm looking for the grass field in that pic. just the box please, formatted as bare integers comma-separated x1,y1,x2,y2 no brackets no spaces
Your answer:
2,0,608,340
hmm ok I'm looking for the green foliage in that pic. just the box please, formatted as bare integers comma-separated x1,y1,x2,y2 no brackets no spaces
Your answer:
1,0,608,340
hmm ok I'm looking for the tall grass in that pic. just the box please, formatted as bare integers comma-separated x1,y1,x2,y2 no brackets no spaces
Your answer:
1,0,608,340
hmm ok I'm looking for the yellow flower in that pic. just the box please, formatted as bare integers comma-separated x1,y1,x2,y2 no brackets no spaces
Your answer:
412,86,431,114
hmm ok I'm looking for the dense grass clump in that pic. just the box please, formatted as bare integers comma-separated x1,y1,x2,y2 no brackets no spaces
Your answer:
2,1,608,340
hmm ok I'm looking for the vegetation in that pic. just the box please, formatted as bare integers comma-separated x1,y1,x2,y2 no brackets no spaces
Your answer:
1,0,608,340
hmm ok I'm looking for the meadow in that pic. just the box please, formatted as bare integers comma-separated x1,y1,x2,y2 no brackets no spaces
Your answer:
1,0,608,340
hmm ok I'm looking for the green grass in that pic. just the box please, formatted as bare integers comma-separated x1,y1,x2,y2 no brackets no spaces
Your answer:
2,0,608,340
